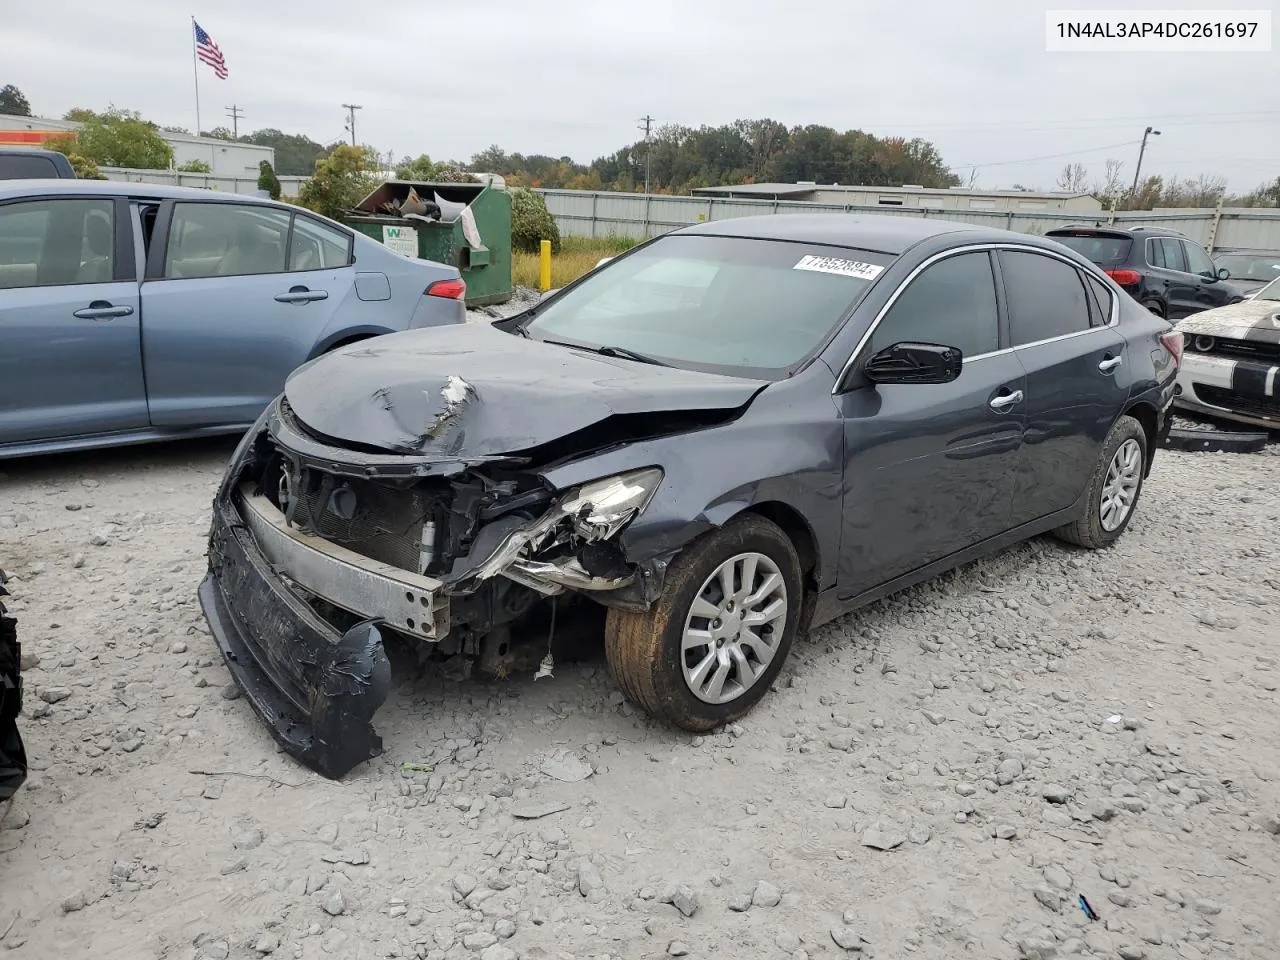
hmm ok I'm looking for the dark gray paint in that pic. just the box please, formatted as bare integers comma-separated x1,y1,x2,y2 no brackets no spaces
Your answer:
202,214,1179,778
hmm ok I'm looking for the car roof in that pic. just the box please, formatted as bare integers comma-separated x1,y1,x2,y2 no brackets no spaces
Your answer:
0,178,279,204
671,213,1052,256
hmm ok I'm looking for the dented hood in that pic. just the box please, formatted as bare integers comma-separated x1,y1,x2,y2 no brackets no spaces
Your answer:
284,323,766,457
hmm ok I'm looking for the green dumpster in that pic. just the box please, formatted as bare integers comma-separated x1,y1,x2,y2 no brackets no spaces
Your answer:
346,178,513,307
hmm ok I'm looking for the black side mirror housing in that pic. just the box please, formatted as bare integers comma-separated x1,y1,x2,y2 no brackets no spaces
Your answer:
864,342,963,385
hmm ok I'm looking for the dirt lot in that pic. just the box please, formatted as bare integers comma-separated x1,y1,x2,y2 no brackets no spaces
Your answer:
1,430,1278,960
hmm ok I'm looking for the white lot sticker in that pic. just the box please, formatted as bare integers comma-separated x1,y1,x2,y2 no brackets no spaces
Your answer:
793,255,883,280
382,224,418,258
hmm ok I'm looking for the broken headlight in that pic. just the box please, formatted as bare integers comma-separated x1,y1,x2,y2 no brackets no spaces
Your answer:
558,468,663,541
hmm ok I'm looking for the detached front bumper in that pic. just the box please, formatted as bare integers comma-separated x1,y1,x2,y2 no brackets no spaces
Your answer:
200,498,392,780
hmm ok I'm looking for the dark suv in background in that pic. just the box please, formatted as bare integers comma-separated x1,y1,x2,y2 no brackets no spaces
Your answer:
1046,224,1244,320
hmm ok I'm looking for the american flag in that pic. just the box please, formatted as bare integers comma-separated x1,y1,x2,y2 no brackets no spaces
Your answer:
194,21,228,80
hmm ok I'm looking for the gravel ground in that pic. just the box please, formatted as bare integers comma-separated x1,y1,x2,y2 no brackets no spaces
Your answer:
2,376,1279,960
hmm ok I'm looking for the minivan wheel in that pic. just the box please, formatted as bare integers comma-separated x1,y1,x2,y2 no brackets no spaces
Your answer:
1052,415,1148,549
604,515,802,732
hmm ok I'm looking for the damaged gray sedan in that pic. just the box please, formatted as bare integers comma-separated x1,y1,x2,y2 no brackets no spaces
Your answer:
200,214,1178,778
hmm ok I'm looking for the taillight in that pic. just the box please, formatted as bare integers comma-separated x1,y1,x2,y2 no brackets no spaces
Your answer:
1105,268,1142,286
426,278,466,300
1159,330,1183,369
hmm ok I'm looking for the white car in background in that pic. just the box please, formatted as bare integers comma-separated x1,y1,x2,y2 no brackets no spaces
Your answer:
1174,276,1280,430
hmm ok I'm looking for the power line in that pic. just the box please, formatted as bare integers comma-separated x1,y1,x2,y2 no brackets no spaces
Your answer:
638,115,653,193
859,109,1280,133
225,104,243,138
953,139,1143,171
342,104,362,146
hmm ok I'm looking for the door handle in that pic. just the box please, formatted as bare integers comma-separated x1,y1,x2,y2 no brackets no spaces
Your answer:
274,287,328,304
1098,356,1123,374
73,302,134,320
989,389,1023,411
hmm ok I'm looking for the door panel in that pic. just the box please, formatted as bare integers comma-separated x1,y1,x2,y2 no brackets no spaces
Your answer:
140,201,354,427
838,354,1027,597
837,249,1022,598
998,250,1131,526
0,197,146,445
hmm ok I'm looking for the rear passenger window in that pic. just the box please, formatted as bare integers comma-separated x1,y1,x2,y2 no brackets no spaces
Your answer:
289,216,351,271
0,198,115,289
1001,251,1092,345
1148,238,1187,272
1084,274,1114,327
165,202,291,279
868,251,999,360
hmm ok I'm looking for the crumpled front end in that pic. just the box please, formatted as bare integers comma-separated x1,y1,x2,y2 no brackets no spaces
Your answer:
0,570,27,802
200,397,664,779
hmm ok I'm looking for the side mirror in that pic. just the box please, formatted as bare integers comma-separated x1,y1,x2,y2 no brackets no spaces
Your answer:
864,342,963,385
1216,267,1230,281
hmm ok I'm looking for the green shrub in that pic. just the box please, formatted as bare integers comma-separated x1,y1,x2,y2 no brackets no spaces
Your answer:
510,187,561,254
257,160,282,199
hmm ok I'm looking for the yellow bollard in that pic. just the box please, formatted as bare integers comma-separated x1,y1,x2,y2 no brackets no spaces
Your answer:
539,240,552,291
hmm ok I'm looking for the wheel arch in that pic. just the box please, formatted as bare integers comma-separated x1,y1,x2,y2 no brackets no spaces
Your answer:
737,500,820,591
1121,399,1158,476
308,326,390,360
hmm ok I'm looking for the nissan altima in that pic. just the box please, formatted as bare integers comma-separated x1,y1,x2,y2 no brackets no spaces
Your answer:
198,214,1181,778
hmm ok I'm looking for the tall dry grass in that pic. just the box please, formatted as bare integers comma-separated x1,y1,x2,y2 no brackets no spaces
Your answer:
512,235,640,290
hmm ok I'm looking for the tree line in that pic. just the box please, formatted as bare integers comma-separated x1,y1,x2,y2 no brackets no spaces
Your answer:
3,82,1277,208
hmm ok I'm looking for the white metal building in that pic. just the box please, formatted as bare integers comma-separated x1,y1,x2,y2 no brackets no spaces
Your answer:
691,182,1102,213
0,113,274,177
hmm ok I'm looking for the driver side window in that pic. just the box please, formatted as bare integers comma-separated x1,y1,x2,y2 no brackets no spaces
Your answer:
868,251,999,360
1181,240,1215,278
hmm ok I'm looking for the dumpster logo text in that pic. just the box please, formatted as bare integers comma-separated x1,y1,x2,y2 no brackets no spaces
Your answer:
382,225,418,259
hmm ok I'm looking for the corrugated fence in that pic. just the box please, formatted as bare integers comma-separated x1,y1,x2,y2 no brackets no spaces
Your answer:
536,189,1280,253
100,167,310,198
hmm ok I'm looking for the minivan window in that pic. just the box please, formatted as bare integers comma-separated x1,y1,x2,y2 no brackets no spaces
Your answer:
0,155,61,179
524,234,893,378
1050,233,1132,263
868,251,998,359
1002,251,1093,345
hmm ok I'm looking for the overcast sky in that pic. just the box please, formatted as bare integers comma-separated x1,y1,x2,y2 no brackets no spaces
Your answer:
6,0,1278,192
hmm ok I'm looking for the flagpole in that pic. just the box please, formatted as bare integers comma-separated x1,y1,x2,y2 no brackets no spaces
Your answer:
191,16,202,139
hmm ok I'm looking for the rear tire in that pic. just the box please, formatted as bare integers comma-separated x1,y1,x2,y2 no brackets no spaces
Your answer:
1053,415,1148,549
604,515,802,732
1142,298,1165,317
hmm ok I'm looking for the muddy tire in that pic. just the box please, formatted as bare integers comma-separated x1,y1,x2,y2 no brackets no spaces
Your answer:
1053,415,1148,550
604,515,802,732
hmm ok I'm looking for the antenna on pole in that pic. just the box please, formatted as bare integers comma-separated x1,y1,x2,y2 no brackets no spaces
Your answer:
225,104,244,138
342,104,363,146
638,115,653,194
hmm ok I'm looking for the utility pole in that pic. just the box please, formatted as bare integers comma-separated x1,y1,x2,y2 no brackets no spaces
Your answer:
1128,126,1161,205
638,115,653,194
342,104,362,146
225,104,244,138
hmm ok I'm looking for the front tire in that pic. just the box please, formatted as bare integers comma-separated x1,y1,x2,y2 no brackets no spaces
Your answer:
604,515,802,732
1053,415,1148,549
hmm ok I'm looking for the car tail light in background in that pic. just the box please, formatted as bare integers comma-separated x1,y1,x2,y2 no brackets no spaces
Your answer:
426,278,466,300
1159,330,1183,369
1105,268,1142,286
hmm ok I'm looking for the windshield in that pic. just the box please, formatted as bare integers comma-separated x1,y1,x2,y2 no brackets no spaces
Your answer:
1216,254,1280,283
1049,233,1132,263
522,234,892,378
1255,277,1280,301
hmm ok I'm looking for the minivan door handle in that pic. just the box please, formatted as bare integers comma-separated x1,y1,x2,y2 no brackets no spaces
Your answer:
989,389,1024,411
274,286,328,304
1098,355,1123,374
73,301,134,320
